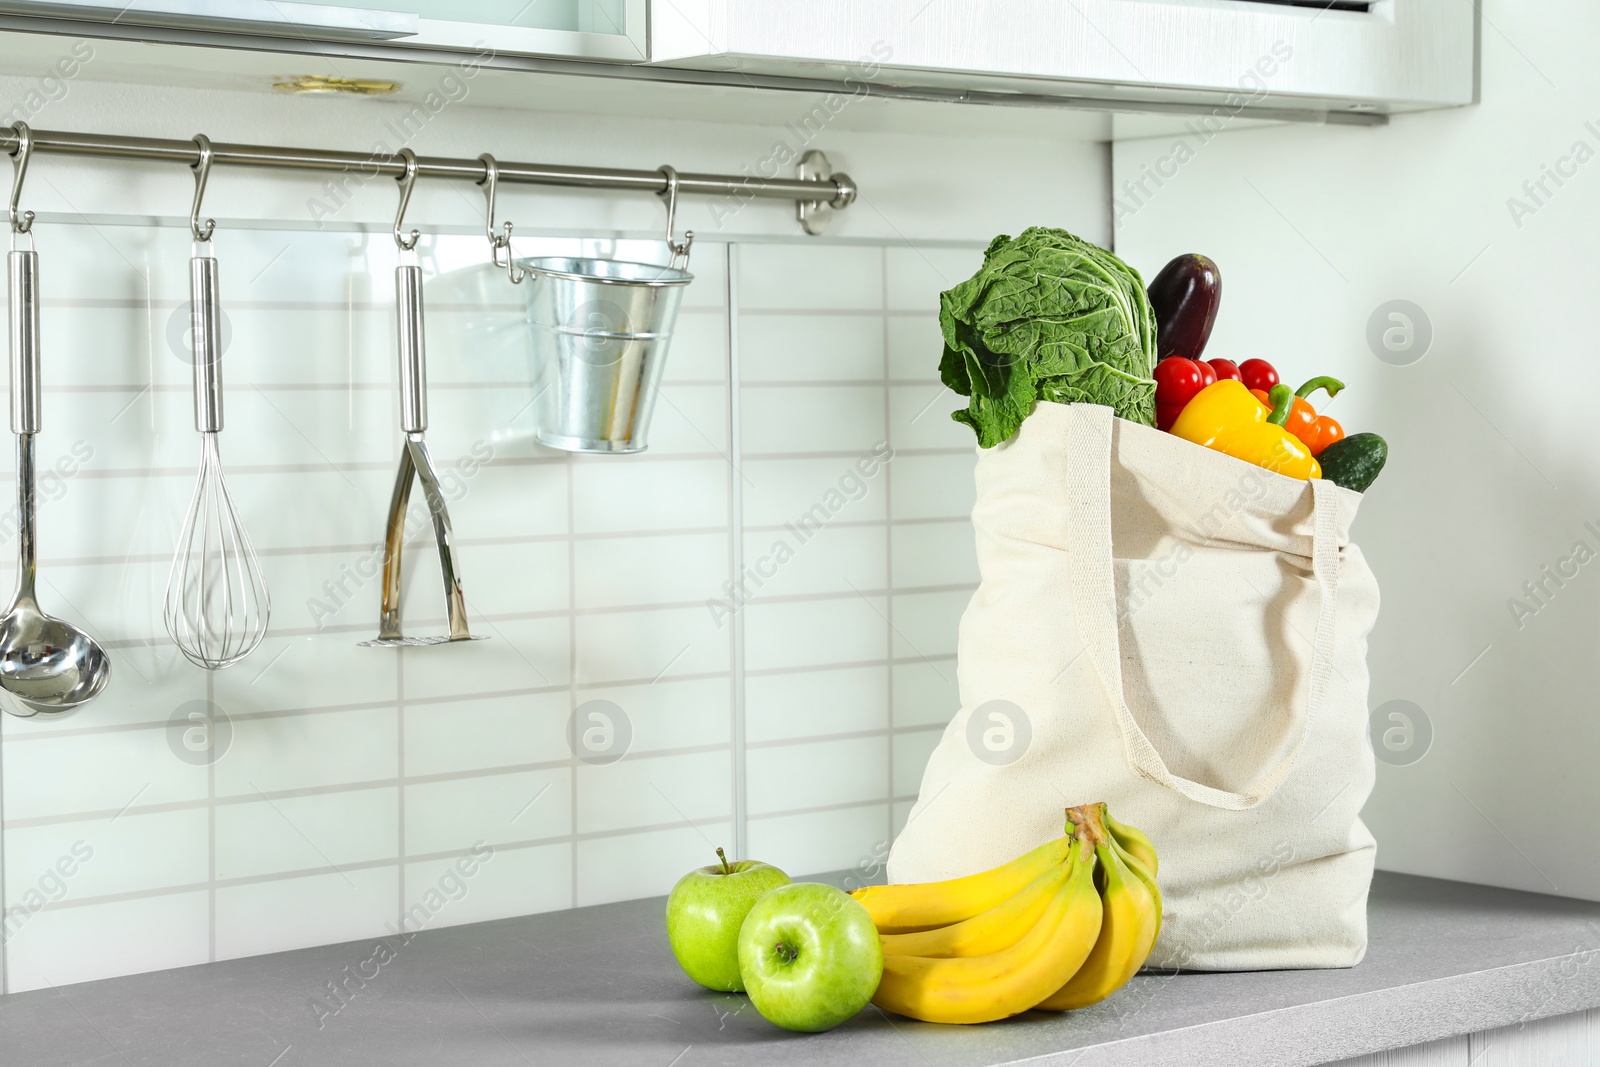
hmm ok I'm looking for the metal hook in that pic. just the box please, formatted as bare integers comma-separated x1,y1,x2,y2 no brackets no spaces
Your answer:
189,133,216,243
476,153,524,284
656,165,694,271
8,121,34,236
393,148,420,252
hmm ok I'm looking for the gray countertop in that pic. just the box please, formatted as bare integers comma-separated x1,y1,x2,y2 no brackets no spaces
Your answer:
3,870,1598,1067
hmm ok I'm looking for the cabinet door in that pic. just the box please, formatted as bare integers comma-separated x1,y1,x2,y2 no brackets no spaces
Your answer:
650,0,1473,112
0,0,646,60
330,0,645,59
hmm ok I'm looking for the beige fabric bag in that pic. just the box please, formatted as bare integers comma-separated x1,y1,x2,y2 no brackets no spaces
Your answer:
889,402,1378,971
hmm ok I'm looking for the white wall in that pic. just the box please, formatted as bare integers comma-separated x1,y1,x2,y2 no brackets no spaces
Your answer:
1114,0,1600,900
0,46,1109,991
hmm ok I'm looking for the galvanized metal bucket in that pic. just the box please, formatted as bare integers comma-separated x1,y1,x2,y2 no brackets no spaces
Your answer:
518,255,693,453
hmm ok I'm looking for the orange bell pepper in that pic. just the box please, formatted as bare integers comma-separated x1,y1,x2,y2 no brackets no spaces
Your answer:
1248,376,1345,457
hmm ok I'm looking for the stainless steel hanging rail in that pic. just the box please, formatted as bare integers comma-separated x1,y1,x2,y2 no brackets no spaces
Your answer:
0,125,858,231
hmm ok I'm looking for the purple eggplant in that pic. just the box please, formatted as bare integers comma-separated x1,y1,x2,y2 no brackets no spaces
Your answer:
1147,254,1221,363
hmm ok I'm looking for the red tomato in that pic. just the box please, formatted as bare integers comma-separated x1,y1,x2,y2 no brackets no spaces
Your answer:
1153,357,1207,407
1196,361,1217,388
1207,359,1241,382
1239,358,1279,393
1156,402,1185,432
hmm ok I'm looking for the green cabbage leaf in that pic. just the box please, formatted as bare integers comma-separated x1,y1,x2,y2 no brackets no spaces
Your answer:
938,227,1158,448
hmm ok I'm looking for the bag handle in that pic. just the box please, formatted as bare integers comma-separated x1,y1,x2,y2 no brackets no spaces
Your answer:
1062,403,1341,811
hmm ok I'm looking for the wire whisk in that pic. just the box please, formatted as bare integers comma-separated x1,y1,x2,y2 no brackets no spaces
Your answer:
165,431,269,669
163,136,269,669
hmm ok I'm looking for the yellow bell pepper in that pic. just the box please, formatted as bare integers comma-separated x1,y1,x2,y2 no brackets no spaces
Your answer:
1170,380,1322,480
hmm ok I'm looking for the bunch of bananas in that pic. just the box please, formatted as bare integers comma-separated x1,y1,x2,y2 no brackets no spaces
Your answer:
850,803,1161,1024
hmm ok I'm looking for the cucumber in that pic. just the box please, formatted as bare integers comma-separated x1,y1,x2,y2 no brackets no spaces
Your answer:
1318,433,1387,493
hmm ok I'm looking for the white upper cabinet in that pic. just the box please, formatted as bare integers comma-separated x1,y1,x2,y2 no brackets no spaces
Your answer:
0,0,1472,117
647,0,1476,118
0,0,646,60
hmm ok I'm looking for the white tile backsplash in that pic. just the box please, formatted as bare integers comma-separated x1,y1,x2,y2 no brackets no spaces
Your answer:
646,384,733,457
892,729,946,798
745,666,889,745
402,692,569,778
214,788,399,881
5,809,207,903
573,605,730,685
663,309,730,383
214,633,399,715
741,384,886,455
399,617,571,697
745,736,888,816
746,802,890,880
740,456,891,529
4,890,211,993
738,523,886,602
574,822,735,907
402,842,571,929
403,768,571,854
3,727,209,821
888,453,978,521
891,520,983,588
889,589,970,660
569,457,729,534
213,707,400,798
892,661,961,729
214,867,397,961
889,383,972,451
0,221,984,994
577,676,732,756
574,749,733,836
885,247,977,311
743,596,890,673
739,314,885,383
887,314,945,380
573,531,728,609
737,245,884,311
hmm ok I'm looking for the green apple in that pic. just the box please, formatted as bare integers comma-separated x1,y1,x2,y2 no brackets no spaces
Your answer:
737,882,883,1033
666,848,790,992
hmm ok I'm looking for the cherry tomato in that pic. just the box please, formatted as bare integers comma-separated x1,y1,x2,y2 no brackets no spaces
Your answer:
1239,358,1279,394
1196,361,1217,388
1153,357,1207,408
1207,359,1241,382
1156,402,1185,432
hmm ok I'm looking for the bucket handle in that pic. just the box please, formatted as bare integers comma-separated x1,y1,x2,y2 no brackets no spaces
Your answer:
656,165,695,271
477,153,527,285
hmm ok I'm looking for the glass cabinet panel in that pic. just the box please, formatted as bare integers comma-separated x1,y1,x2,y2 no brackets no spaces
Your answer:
0,0,646,59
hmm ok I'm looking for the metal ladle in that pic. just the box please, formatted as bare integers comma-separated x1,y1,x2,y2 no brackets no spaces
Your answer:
0,122,110,717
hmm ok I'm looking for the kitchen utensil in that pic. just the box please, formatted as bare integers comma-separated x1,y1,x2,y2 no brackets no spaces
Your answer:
0,122,110,717
361,149,480,647
163,135,270,670
505,163,694,454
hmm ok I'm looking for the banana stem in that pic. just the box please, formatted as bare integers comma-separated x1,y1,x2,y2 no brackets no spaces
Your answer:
1065,803,1110,849
716,846,733,875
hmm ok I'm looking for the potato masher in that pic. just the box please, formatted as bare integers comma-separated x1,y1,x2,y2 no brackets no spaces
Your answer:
360,149,480,647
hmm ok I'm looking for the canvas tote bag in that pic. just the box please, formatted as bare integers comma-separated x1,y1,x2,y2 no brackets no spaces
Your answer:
889,401,1378,971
